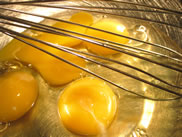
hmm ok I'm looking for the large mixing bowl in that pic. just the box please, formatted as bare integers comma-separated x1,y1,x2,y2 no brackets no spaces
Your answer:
0,0,182,137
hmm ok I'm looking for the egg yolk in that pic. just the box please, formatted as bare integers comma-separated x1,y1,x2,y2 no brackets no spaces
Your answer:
0,71,38,122
0,12,89,86
37,11,93,47
84,19,129,55
17,41,86,85
0,40,86,86
58,77,117,135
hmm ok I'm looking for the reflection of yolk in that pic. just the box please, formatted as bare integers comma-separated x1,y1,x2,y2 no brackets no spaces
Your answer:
0,71,38,122
58,77,117,135
37,11,93,47
0,12,89,86
84,19,129,55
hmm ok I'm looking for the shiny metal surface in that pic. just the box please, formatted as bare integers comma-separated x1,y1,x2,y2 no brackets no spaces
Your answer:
0,0,182,137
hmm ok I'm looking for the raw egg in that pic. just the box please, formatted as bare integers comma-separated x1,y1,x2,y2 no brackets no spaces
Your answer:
0,71,38,122
0,40,86,86
37,11,93,47
58,77,117,135
0,12,90,86
84,19,129,55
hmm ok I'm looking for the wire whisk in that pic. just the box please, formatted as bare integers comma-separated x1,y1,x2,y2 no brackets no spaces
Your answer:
0,0,182,101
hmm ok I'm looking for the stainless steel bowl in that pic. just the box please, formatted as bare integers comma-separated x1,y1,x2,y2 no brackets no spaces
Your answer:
0,0,182,137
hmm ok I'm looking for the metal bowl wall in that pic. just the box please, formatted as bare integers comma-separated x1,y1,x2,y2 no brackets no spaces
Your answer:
0,0,182,137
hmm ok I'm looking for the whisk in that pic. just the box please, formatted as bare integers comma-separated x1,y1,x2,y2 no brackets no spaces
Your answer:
0,0,182,101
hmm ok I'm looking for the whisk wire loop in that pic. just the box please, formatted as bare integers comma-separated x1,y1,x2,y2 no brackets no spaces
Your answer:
0,0,182,101
0,26,181,101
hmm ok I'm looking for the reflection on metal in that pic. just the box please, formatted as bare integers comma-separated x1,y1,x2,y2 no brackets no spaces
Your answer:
14,7,60,33
128,25,148,47
143,86,147,92
131,128,148,137
0,123,9,133
139,100,155,129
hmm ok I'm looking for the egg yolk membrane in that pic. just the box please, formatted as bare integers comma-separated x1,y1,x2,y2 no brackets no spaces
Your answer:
0,71,38,122
58,77,117,135
84,19,129,55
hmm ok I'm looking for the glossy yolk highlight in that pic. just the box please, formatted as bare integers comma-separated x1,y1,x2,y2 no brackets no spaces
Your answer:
0,12,90,86
84,19,129,55
0,71,38,122
58,77,117,135
37,11,93,47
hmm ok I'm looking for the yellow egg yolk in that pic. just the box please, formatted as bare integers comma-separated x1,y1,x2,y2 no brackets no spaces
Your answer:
58,77,117,135
0,12,90,86
0,71,38,122
84,19,129,55
37,11,93,47
0,40,86,86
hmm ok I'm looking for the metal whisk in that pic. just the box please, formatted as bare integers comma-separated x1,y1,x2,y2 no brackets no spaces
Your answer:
0,0,182,101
